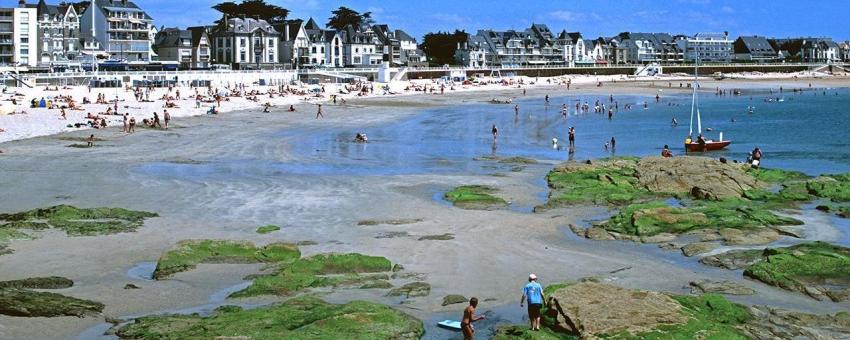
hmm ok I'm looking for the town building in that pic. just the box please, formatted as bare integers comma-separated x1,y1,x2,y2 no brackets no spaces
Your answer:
616,32,662,64
558,31,586,66
79,0,153,62
302,18,343,67
340,24,383,67
771,38,841,63
210,16,279,69
372,24,421,66
0,1,38,66
840,41,850,62
457,24,568,67
34,0,81,66
732,36,778,62
455,34,490,68
677,32,732,63
153,26,210,69
277,19,309,68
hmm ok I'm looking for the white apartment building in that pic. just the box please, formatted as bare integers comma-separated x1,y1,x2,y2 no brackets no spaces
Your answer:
80,0,153,62
1,1,37,66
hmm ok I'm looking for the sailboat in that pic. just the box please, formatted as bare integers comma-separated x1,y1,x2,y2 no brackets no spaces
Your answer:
685,58,731,152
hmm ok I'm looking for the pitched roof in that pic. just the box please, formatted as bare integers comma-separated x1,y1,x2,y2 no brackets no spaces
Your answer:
304,17,321,30
735,36,774,54
217,17,279,35
154,27,190,48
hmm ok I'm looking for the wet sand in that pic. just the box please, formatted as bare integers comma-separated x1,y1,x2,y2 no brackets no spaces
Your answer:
1,78,849,339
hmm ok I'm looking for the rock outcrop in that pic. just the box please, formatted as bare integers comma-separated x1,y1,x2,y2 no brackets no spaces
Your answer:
635,157,763,200
548,282,688,335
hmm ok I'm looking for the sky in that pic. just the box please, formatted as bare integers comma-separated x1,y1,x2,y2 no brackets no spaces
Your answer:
35,0,848,41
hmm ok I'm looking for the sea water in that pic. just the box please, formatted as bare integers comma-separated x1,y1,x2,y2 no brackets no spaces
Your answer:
280,87,850,176
139,87,850,179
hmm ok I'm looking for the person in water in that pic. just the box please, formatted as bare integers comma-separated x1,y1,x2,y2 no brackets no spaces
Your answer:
521,274,545,331
288,105,296,112
354,133,368,143
662,145,673,157
87,134,95,147
749,147,763,168
491,124,498,141
461,297,485,339
568,127,575,148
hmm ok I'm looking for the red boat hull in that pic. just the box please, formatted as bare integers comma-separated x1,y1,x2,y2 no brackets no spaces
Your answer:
685,140,731,152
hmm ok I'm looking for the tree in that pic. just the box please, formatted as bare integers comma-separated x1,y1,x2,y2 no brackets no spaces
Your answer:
326,7,373,30
212,0,289,24
420,30,469,66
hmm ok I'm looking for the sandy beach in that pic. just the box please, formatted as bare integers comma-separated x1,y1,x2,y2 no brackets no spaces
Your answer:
1,72,849,339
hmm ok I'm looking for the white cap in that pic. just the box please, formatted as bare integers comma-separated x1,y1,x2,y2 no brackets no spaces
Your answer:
529,273,537,280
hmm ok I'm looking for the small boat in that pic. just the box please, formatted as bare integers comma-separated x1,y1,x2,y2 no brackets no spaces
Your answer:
685,58,731,152
437,320,462,330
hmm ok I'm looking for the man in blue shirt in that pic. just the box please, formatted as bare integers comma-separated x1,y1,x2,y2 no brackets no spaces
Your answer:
520,273,545,331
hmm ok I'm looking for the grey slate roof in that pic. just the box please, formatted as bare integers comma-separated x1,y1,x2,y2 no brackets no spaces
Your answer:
218,17,279,35
735,36,775,54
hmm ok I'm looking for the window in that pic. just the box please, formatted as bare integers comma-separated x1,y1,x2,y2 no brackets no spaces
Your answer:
240,38,246,46
311,46,316,53
21,38,28,43
320,47,324,53
267,39,273,48
239,51,245,62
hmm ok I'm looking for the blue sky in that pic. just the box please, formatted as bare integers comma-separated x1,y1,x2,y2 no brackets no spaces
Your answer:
120,0,846,41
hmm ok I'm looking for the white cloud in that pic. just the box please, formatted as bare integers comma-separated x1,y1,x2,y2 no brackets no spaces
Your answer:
430,13,468,24
721,6,735,13
551,10,579,22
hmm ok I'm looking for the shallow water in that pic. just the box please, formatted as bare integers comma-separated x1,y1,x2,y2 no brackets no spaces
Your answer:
137,87,850,180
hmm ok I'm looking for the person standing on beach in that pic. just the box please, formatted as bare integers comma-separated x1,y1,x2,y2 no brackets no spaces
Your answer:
521,274,545,331
153,112,162,128
461,297,485,340
129,117,136,133
163,110,171,130
316,104,324,119
123,113,128,132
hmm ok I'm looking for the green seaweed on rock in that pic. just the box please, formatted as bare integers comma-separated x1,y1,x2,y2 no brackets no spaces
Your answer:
444,185,507,209
115,296,424,340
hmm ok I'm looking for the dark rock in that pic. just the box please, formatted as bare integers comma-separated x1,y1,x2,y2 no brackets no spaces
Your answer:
0,277,74,289
689,280,755,295
387,282,431,298
442,294,467,306
0,289,103,317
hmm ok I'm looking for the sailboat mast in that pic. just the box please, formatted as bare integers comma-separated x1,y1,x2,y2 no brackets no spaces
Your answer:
694,56,701,134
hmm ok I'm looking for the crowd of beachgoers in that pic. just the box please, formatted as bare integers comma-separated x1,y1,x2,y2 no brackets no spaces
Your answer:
0,70,837,146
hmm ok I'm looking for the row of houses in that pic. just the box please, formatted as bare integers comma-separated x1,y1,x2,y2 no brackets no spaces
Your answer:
154,16,426,70
2,1,849,69
3,0,426,70
0,0,157,68
456,23,850,67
